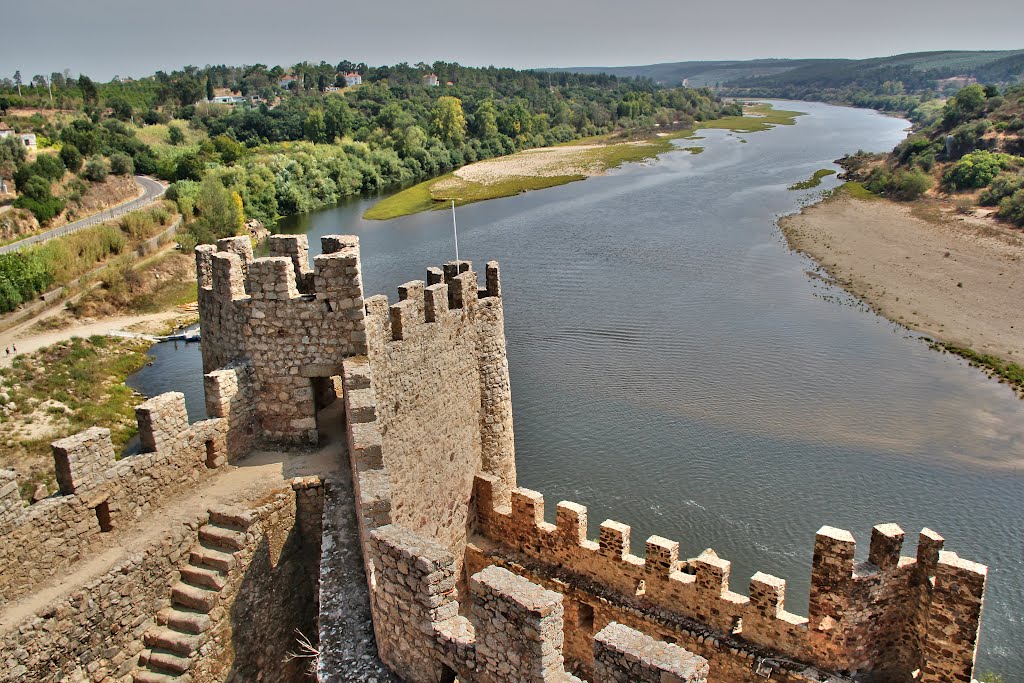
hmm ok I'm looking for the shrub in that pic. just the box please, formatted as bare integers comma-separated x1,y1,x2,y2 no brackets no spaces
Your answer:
13,176,65,224
82,155,108,182
998,189,1024,226
889,169,934,200
168,125,185,145
33,154,66,181
943,151,1018,190
865,167,933,201
59,143,83,173
0,251,54,312
980,173,1024,206
109,152,134,176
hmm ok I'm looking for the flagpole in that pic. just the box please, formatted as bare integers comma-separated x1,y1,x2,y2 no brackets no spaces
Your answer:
451,200,459,261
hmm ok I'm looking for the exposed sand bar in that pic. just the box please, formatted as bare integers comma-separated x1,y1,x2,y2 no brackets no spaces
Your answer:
780,194,1024,365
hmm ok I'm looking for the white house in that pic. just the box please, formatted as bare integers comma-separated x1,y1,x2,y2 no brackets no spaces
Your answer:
423,73,439,87
344,72,362,87
0,122,13,139
19,133,36,149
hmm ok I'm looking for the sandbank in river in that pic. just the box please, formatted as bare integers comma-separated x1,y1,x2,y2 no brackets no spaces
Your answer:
780,191,1024,381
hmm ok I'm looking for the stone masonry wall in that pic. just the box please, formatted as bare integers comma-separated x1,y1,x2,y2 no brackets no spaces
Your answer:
361,260,516,568
0,392,233,604
470,474,988,683
194,485,321,683
196,234,366,445
0,487,313,683
0,513,202,683
361,521,709,683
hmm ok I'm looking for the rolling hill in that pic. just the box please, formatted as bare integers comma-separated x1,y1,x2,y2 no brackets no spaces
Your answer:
549,50,1024,91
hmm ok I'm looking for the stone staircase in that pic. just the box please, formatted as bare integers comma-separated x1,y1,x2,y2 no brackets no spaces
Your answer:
133,508,254,683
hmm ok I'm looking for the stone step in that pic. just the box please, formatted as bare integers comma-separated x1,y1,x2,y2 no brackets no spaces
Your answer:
140,647,191,674
180,564,226,591
198,525,247,551
189,545,235,573
208,507,255,530
133,670,190,683
171,582,219,613
144,625,200,656
158,607,211,635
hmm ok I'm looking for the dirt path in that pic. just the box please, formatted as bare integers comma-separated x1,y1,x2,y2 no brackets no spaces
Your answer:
780,195,1024,363
0,309,183,368
0,403,345,633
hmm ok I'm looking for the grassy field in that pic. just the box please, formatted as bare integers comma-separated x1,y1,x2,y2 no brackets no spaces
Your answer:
0,336,152,498
832,181,880,201
365,103,803,220
135,120,208,152
788,169,837,191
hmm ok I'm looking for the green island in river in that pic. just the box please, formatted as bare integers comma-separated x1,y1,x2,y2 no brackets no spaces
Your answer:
364,103,804,220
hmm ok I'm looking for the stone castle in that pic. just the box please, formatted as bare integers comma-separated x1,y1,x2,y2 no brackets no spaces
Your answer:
0,234,988,683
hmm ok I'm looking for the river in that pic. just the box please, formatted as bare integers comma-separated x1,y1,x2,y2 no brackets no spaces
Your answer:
128,101,1024,677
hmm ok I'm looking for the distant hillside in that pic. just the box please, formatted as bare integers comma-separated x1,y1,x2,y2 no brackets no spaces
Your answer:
549,50,1024,91
545,59,831,87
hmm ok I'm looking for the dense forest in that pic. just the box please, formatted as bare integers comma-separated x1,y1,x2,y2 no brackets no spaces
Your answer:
0,61,735,310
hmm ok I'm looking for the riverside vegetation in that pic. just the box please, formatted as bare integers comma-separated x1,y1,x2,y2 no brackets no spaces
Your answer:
840,83,1024,225
366,102,803,219
3,62,738,249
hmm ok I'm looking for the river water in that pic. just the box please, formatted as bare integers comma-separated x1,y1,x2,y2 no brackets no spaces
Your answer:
128,101,1023,677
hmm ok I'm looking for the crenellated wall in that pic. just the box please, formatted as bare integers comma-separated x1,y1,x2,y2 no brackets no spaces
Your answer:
196,234,367,445
0,391,240,604
361,259,517,564
469,474,987,683
0,487,316,683
4,236,988,683
364,522,709,683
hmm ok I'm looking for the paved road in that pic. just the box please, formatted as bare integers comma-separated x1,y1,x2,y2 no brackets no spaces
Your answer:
0,176,166,255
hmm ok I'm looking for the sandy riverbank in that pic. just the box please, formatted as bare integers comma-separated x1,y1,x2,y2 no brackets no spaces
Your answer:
780,193,1024,367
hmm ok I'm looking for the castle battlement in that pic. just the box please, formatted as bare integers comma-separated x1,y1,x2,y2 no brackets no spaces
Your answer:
470,474,987,682
0,391,242,603
2,237,989,683
367,522,709,683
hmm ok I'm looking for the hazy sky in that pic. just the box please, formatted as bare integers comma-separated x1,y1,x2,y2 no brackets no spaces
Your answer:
2,0,1022,81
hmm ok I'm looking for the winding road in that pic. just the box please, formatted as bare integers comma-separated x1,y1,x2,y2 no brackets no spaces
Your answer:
0,176,166,255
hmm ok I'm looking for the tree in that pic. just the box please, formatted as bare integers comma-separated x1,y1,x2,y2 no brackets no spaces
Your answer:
432,96,467,145
60,144,83,173
60,120,99,155
77,74,97,104
304,109,327,143
168,124,185,145
13,176,65,224
473,100,499,140
83,154,108,182
109,98,133,121
191,174,244,243
110,152,134,176
324,96,353,140
206,77,215,101
13,71,21,96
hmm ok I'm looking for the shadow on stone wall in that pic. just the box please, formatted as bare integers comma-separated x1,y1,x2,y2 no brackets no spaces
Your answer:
218,507,320,682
